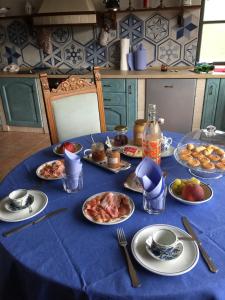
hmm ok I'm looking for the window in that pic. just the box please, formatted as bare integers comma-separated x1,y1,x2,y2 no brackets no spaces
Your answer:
198,0,225,63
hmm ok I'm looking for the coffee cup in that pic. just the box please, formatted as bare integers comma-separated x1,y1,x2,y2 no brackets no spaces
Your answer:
84,142,106,162
161,135,172,152
145,229,183,260
9,189,29,208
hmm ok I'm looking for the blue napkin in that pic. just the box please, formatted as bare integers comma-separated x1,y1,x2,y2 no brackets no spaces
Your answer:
135,157,165,210
64,149,82,176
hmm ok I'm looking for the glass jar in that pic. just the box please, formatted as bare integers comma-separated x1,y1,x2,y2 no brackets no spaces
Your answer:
107,149,121,169
133,119,147,146
113,125,128,146
91,142,106,162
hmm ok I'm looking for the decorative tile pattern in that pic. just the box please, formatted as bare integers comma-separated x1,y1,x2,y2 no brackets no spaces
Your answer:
119,14,144,45
21,43,41,67
145,14,169,43
52,27,71,44
63,42,85,67
171,15,198,41
108,40,120,67
85,41,107,66
0,25,6,45
73,26,94,46
184,38,197,65
4,45,21,64
7,20,28,47
158,39,181,65
42,43,63,67
138,39,156,66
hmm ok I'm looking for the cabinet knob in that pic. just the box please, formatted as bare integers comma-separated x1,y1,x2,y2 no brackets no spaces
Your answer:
164,85,173,88
209,85,213,95
103,84,112,88
128,85,132,94
104,98,111,101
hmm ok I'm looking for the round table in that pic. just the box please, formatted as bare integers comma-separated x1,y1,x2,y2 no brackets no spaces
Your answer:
0,131,225,300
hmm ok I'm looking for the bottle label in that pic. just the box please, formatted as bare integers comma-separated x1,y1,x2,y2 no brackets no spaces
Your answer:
108,157,119,164
142,139,161,164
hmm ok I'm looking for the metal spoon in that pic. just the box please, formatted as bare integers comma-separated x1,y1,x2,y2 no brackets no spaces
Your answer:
90,134,95,144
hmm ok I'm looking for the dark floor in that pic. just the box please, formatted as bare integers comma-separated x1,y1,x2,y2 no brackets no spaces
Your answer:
0,131,51,180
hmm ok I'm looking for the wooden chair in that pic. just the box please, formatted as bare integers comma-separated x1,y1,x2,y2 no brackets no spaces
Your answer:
40,67,106,145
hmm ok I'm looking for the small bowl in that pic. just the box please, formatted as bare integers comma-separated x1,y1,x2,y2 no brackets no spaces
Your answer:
9,189,29,208
169,181,213,205
53,143,83,157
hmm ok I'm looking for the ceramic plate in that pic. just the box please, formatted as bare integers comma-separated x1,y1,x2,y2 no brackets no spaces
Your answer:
131,224,199,276
53,143,83,157
121,145,143,158
124,172,143,193
0,190,48,222
36,160,64,180
161,146,175,158
82,191,135,225
5,195,34,213
169,181,213,205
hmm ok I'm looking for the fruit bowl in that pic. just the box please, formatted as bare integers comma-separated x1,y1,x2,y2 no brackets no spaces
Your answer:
53,142,83,156
174,125,225,179
169,178,213,205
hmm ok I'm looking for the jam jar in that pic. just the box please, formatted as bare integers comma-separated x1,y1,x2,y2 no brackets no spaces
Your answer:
91,142,106,162
113,125,128,146
133,119,147,146
107,149,121,169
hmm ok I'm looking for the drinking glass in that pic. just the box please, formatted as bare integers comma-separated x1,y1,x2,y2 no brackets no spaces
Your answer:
62,171,83,193
143,187,167,214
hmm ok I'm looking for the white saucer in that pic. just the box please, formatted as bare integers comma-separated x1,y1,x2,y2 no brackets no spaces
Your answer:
0,190,48,222
161,146,175,158
5,195,34,213
131,224,199,276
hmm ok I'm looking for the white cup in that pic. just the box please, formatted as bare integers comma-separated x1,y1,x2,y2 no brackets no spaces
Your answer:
9,189,29,208
161,135,172,152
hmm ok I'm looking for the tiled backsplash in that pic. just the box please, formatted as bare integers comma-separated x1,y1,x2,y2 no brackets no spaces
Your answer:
0,8,200,70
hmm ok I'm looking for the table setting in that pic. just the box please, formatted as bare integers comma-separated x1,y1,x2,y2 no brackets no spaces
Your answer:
0,128,224,300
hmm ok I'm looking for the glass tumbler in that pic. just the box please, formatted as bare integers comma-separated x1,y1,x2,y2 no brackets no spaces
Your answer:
62,171,83,193
143,187,167,214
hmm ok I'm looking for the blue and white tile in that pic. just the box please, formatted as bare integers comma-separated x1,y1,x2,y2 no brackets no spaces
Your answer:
145,14,169,43
85,41,107,66
63,41,85,67
184,38,197,65
170,14,199,44
108,40,120,67
158,38,181,65
42,43,63,67
52,27,71,44
21,43,41,67
3,44,22,65
7,20,29,47
72,26,95,46
0,25,6,45
119,14,144,45
174,60,190,66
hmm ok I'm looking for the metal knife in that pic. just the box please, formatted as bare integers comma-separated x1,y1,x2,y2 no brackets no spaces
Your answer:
2,207,68,238
182,216,218,273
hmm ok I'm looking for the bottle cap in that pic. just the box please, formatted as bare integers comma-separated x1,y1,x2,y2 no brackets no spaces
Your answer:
114,125,128,132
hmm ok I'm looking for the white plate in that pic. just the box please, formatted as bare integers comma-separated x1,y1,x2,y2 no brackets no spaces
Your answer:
121,145,143,158
53,143,83,157
131,224,199,276
124,172,143,193
5,195,34,213
0,190,48,222
161,146,175,158
36,160,64,180
82,192,135,225
169,181,213,205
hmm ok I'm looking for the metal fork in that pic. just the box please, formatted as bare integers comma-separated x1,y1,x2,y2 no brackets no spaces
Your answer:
117,228,141,288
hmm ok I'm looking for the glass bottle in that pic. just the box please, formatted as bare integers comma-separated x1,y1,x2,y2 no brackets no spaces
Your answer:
113,125,128,146
142,104,161,164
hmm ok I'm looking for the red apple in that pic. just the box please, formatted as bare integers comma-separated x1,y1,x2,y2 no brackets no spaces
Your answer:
58,142,76,154
181,183,205,201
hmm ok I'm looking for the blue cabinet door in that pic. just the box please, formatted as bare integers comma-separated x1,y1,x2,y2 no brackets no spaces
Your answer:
0,78,42,127
104,106,126,131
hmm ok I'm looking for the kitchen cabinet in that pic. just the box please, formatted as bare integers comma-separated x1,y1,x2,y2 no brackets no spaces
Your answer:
102,79,137,131
201,79,225,131
0,77,42,128
145,79,196,133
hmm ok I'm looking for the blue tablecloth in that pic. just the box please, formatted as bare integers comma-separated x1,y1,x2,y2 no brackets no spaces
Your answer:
0,131,225,300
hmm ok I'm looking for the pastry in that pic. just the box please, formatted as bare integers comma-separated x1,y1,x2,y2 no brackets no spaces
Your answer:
215,162,225,170
198,156,210,163
195,146,206,153
180,154,192,161
187,158,200,168
203,148,213,156
215,148,225,156
187,143,195,150
179,149,191,156
191,151,200,158
201,161,215,170
208,154,221,162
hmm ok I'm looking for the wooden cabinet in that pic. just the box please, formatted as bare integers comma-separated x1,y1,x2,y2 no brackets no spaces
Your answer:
102,79,137,131
0,77,42,128
201,79,225,131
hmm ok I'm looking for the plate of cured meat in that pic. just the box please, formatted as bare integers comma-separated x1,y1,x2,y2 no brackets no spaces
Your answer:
82,191,135,225
36,160,65,180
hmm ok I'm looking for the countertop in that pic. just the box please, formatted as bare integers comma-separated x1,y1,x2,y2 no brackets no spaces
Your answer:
0,68,225,79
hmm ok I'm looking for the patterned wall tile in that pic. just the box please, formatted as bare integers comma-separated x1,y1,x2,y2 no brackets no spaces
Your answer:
170,14,198,42
7,20,29,47
158,38,181,65
145,14,169,43
73,26,95,46
3,44,21,64
85,41,107,66
119,14,144,45
42,43,63,67
0,25,6,45
138,39,156,66
63,42,85,67
108,40,120,67
184,38,197,65
52,27,71,44
21,43,41,67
